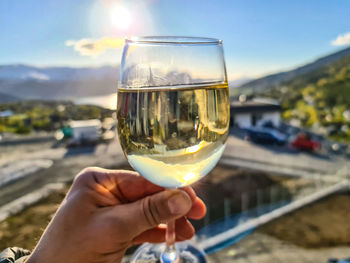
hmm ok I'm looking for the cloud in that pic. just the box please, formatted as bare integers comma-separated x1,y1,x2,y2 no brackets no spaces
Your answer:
331,32,350,46
65,37,124,57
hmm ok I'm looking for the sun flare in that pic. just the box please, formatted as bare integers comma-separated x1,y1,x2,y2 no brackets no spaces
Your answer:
110,5,132,30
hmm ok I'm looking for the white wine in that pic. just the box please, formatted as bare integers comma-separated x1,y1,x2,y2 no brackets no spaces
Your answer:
117,82,230,188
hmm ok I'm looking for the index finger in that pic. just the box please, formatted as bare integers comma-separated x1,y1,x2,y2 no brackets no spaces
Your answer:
88,168,165,202
78,167,205,217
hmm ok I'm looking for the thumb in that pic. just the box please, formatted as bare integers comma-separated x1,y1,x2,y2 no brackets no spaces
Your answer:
115,189,192,238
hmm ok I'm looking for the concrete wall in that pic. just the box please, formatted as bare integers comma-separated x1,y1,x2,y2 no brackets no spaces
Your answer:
234,113,251,128
256,112,280,127
234,111,280,128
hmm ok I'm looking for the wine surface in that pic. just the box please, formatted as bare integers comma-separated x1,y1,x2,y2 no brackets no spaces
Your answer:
117,82,230,188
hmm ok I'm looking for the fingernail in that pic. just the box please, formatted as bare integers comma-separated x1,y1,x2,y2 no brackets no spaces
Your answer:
168,192,190,215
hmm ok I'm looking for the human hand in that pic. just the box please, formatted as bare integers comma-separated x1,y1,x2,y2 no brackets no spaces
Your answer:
26,167,206,263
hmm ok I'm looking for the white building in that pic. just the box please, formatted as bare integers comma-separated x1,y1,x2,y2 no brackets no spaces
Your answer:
230,98,281,128
69,119,101,144
0,110,14,117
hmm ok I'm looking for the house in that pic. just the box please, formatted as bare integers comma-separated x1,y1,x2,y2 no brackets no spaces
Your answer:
67,119,102,145
230,98,281,128
0,110,14,118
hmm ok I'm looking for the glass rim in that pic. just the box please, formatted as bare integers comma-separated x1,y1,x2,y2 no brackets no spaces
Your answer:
125,36,222,45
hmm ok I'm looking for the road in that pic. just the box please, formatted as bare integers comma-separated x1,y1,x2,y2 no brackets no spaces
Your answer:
0,134,347,207
223,135,345,175
0,139,127,207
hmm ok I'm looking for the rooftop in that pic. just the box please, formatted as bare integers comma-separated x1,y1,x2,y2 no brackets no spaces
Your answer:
230,98,281,113
69,119,101,128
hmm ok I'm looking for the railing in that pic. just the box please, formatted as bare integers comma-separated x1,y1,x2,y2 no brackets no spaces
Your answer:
195,164,350,253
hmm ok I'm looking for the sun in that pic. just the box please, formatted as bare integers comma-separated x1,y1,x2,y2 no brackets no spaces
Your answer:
110,5,132,30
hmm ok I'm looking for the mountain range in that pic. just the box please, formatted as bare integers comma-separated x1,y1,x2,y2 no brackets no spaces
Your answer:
0,65,120,101
1,45,350,103
0,92,18,103
236,46,350,93
251,46,350,133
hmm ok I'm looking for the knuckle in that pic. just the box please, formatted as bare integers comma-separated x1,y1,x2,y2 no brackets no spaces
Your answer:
74,167,97,183
81,167,97,176
141,196,161,227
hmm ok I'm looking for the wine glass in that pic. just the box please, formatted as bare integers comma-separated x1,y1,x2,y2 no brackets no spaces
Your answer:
117,36,230,263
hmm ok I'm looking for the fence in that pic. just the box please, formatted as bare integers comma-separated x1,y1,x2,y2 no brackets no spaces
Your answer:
195,165,350,253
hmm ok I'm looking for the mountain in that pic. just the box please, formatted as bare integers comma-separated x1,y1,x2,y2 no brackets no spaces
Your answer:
238,46,350,93
259,47,350,136
0,91,18,103
229,77,254,96
0,64,120,100
229,77,253,89
1,64,239,101
0,64,120,81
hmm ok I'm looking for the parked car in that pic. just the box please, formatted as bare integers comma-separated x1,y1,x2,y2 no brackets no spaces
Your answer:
291,133,321,151
245,127,287,145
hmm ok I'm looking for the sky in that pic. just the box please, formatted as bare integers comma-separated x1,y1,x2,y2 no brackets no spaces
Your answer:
1,0,350,80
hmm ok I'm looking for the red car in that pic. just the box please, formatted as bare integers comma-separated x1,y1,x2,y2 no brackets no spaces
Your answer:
291,133,321,151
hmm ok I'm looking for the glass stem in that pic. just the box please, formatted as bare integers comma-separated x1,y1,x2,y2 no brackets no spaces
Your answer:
166,220,176,246
161,220,179,263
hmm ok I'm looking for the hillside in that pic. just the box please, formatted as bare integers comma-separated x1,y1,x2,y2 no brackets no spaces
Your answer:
0,100,113,134
0,65,120,100
261,50,350,138
238,46,350,93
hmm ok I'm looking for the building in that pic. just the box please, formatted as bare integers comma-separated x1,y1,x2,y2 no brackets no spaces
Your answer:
0,110,14,118
230,98,281,128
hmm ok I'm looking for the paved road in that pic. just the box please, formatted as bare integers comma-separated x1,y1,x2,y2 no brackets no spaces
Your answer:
1,134,346,189
224,136,345,175
0,139,127,207
0,134,347,206
0,139,123,166
0,139,125,183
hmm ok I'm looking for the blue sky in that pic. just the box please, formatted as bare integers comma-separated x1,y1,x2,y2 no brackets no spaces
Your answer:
1,0,350,79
